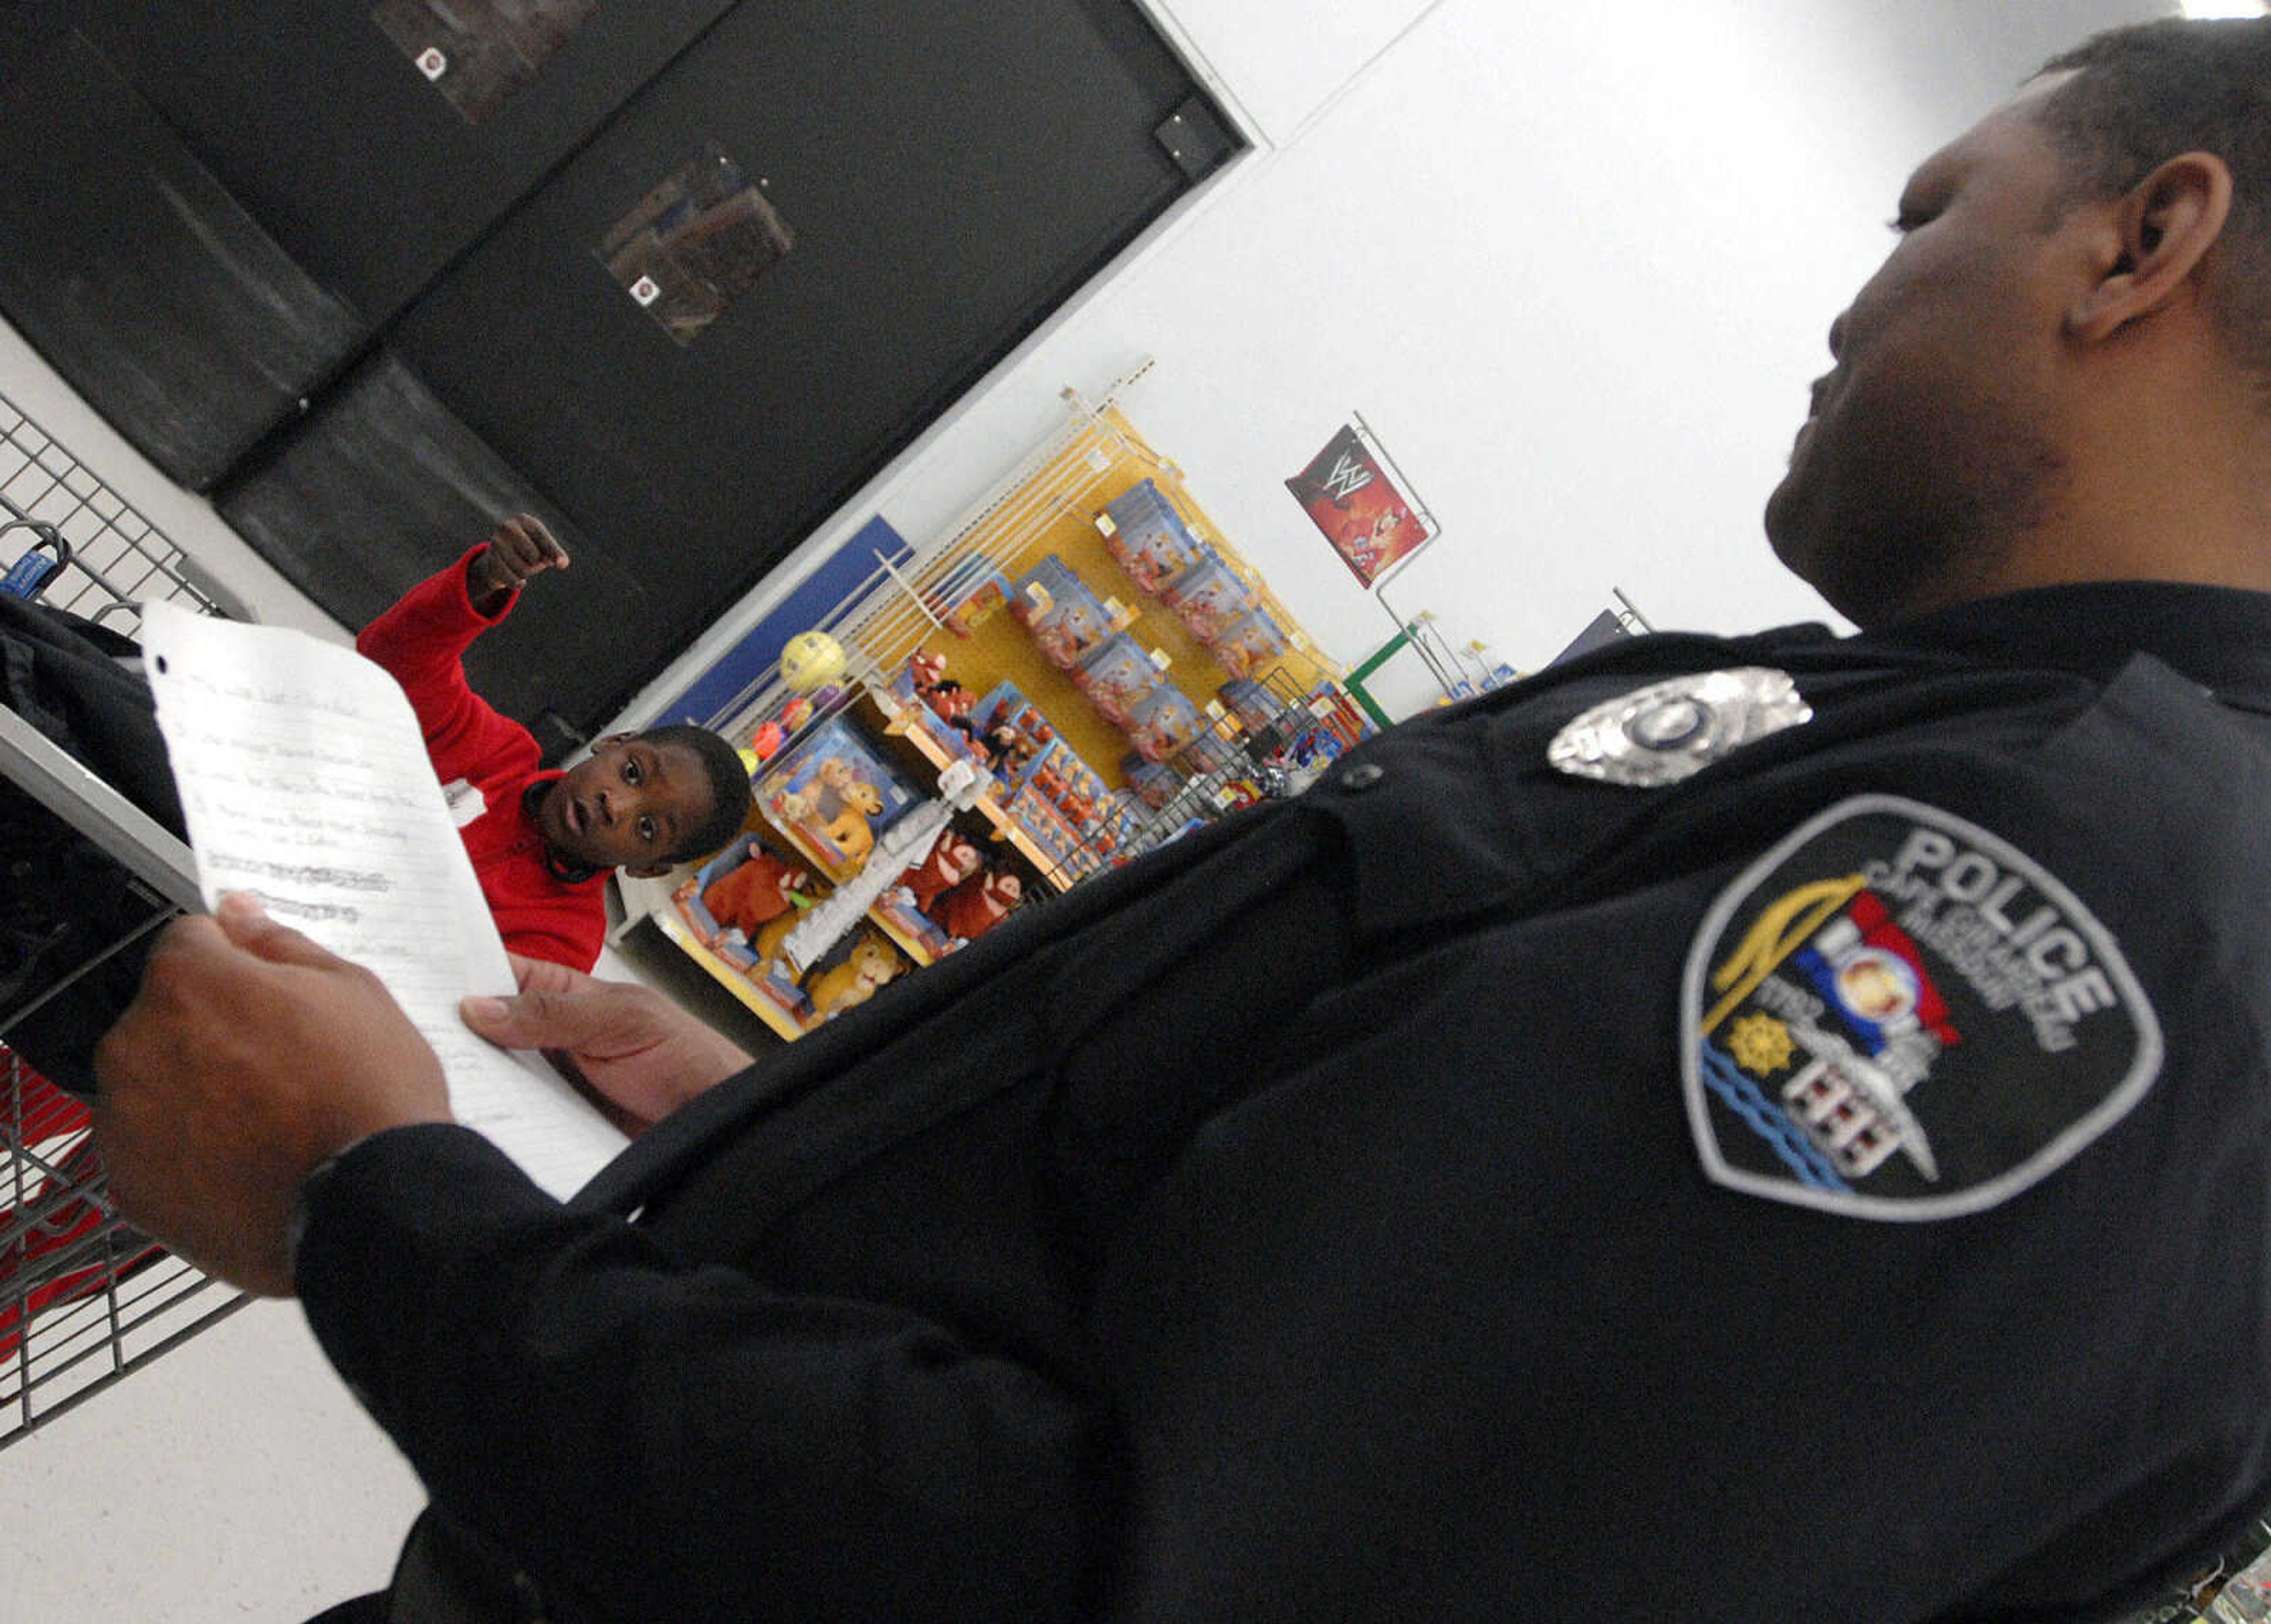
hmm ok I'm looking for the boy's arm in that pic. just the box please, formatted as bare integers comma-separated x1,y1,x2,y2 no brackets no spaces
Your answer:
464,514,570,616
355,517,569,767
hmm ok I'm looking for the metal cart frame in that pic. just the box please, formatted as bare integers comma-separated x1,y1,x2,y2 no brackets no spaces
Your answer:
0,389,246,1448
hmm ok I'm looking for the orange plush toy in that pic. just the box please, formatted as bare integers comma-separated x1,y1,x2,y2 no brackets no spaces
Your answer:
896,827,983,916
803,931,904,1025
701,843,816,939
937,866,1023,943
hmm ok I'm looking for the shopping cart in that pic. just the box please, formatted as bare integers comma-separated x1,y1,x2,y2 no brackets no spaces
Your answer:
0,389,247,1447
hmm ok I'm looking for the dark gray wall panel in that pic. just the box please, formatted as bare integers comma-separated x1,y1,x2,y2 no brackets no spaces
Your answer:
64,0,742,325
0,33,363,490
378,0,1208,727
215,350,642,751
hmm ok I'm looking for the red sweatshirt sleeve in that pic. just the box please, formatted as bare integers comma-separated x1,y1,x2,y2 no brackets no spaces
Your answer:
356,546,522,782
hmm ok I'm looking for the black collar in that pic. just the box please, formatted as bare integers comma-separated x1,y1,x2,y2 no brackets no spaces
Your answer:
1858,580,2271,713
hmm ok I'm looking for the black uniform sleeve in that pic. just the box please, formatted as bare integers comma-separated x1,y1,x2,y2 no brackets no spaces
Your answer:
293,1123,1101,1620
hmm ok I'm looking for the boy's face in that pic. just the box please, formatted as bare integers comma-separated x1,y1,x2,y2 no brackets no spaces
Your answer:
539,733,714,878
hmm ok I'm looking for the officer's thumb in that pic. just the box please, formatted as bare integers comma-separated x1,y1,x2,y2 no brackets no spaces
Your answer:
459,988,609,1053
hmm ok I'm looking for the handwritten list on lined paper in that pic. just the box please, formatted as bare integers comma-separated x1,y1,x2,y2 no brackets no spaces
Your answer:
139,603,628,1199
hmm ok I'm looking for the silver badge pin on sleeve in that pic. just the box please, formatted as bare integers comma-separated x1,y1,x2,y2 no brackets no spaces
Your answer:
1548,668,1812,787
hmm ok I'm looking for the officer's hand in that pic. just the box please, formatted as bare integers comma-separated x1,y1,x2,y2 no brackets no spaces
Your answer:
93,894,453,1299
467,513,570,613
460,955,754,1137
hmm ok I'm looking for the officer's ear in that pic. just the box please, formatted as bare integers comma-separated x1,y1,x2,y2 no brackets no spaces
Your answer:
2066,151,2232,344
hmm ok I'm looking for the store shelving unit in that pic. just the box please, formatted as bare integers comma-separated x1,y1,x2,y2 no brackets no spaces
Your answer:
617,365,1369,1040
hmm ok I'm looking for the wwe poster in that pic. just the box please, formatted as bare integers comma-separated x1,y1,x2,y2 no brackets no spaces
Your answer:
1283,425,1431,588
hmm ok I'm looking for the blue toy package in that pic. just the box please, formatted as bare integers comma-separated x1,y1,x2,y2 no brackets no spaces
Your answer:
1100,479,1208,597
1070,633,1164,729
1210,608,1292,678
1010,554,1114,669
1179,727,1237,774
968,681,1059,783
1121,752,1182,810
1218,677,1287,733
756,715,922,878
1125,683,1205,764
672,837,828,968
1161,554,1254,645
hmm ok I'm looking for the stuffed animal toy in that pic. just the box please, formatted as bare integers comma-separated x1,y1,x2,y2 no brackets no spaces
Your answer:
811,756,858,821
807,779,884,869
752,904,805,969
897,827,983,915
1028,759,1069,801
804,931,904,1025
701,844,815,937
938,866,1023,943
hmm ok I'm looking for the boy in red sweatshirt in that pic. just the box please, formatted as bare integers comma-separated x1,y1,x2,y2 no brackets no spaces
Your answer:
357,515,752,970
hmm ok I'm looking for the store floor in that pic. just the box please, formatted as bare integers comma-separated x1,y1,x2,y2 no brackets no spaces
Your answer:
1,1301,425,1619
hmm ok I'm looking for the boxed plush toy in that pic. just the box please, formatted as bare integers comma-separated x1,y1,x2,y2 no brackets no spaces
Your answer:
1121,752,1182,811
1070,633,1165,730
674,837,830,969
1099,478,1207,597
967,682,1059,786
1210,609,1292,680
1125,683,1205,764
1160,553,1254,645
1010,554,1115,669
757,715,923,879
1218,677,1289,734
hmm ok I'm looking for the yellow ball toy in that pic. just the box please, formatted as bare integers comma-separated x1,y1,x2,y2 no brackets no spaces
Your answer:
779,630,846,693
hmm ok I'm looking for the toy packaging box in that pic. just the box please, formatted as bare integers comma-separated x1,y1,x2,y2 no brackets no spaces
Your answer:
1218,677,1287,733
931,562,1012,636
1121,752,1181,810
1070,633,1164,729
1210,609,1292,679
866,889,959,964
674,837,830,971
1179,727,1238,774
1160,554,1253,645
1125,683,1205,764
1099,478,1207,597
1010,554,1115,670
757,715,923,878
968,681,1062,789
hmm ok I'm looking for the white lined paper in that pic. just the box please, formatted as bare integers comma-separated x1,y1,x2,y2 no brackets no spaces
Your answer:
139,603,627,1199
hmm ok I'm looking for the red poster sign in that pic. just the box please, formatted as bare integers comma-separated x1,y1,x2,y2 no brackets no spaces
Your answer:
1285,425,1430,587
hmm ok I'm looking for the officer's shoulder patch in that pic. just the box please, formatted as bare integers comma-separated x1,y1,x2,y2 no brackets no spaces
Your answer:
1682,794,2161,1221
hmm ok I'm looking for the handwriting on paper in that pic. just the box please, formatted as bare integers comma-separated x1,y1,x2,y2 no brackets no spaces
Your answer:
139,604,626,1198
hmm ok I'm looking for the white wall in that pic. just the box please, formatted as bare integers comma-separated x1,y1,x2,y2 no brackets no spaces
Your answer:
625,0,2178,725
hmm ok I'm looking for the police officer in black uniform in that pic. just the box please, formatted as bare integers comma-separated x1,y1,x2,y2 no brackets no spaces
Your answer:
93,17,2271,1622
